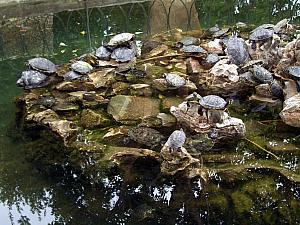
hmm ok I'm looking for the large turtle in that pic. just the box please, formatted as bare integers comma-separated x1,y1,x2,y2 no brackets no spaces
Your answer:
252,65,274,84
165,128,186,153
249,27,273,50
71,61,93,74
16,70,49,89
227,33,249,65
108,33,135,47
199,95,227,123
28,57,56,74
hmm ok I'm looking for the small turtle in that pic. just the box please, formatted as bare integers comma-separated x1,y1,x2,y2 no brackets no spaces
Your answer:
199,95,227,124
212,28,230,38
178,36,200,47
28,57,56,74
199,95,227,110
108,33,135,47
111,47,136,62
128,127,164,147
252,65,274,84
202,53,220,69
165,73,186,88
71,61,93,74
208,24,220,33
95,46,111,61
284,66,300,80
249,28,273,49
16,70,48,89
165,128,186,152
63,71,82,81
182,45,207,54
227,34,249,65
185,92,202,102
270,80,283,99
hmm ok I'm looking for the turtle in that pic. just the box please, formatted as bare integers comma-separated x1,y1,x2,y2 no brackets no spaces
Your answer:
71,61,93,74
182,45,207,54
63,71,83,81
128,127,164,147
27,57,56,74
274,18,289,33
95,46,111,61
284,66,300,80
227,33,249,65
185,92,202,102
108,33,135,47
165,128,186,152
270,80,283,99
178,36,200,47
252,65,274,84
202,53,220,69
16,70,48,89
212,28,230,38
249,28,274,50
111,47,136,62
199,95,227,123
199,95,227,110
208,24,220,33
165,73,186,88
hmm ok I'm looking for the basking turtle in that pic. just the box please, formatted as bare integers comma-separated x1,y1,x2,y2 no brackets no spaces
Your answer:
202,53,220,69
165,73,186,88
71,61,93,74
284,66,300,80
182,45,207,54
95,46,111,61
208,24,220,33
212,28,230,38
252,65,274,84
178,36,200,47
111,47,136,62
165,128,186,152
270,80,283,99
63,71,83,81
249,28,273,49
16,70,48,89
108,33,135,47
227,34,249,65
274,19,289,33
28,57,56,74
199,95,227,123
128,127,164,147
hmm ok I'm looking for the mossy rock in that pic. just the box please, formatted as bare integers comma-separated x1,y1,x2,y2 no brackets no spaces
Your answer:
80,109,111,128
231,191,253,215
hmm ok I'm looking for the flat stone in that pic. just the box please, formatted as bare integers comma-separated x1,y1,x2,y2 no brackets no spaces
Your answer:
88,68,115,88
162,97,183,111
102,126,130,144
80,109,111,128
174,62,187,74
255,84,272,98
130,84,152,97
153,79,169,91
146,44,169,58
157,113,177,127
280,94,300,127
284,80,298,100
206,39,224,54
107,95,161,123
56,81,95,91
52,101,79,111
186,57,201,74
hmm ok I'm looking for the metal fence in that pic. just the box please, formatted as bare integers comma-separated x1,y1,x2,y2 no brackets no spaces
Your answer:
0,0,299,61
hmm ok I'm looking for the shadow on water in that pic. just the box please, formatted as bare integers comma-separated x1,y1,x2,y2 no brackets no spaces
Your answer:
0,0,299,224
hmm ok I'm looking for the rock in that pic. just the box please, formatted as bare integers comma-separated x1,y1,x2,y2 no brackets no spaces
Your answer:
157,113,177,127
153,78,169,91
145,44,169,58
206,39,224,54
88,68,115,88
186,57,201,74
255,84,273,98
112,82,130,95
80,109,111,128
174,62,187,74
102,126,130,145
130,84,152,97
141,40,161,55
283,80,298,100
26,109,77,145
280,94,300,127
52,101,79,112
162,97,183,111
128,126,164,147
210,59,239,83
55,81,95,91
107,95,161,124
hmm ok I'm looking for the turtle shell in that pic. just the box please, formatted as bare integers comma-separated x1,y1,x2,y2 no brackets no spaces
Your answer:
71,61,93,74
63,71,83,81
227,35,249,65
249,28,273,41
108,33,135,47
179,37,199,46
111,47,136,62
16,70,48,89
182,45,207,54
270,80,283,99
28,57,56,74
95,46,111,61
165,73,186,87
252,65,274,83
285,66,300,79
199,95,227,110
212,28,230,38
166,129,186,149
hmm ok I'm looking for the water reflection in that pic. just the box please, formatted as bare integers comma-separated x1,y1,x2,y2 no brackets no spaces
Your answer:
0,0,299,224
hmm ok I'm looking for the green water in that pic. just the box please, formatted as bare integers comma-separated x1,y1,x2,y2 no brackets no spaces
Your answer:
0,0,299,224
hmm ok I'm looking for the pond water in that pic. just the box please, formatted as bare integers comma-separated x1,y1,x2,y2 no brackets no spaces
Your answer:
0,0,300,224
